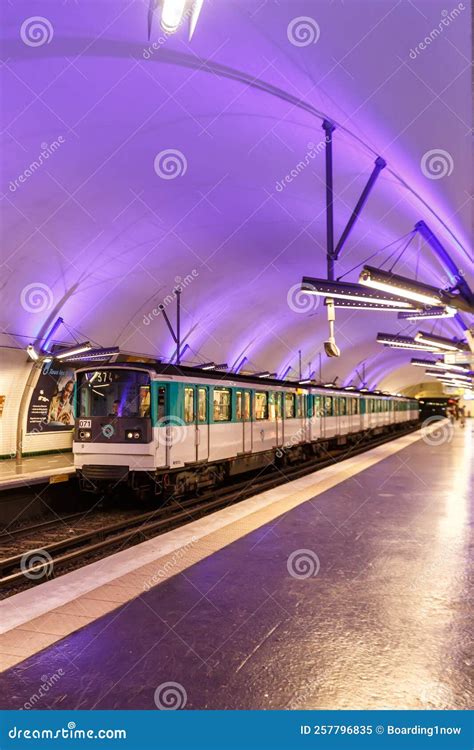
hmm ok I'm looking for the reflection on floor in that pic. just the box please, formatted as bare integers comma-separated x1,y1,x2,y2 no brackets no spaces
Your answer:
0,424,472,710
0,453,73,489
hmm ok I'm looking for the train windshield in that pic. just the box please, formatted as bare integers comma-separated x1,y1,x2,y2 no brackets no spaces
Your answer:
77,370,151,419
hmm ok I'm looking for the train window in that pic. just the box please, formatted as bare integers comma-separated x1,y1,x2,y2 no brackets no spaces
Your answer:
269,392,282,420
198,388,207,422
157,386,166,421
340,397,346,416
324,396,332,417
236,391,243,420
314,396,322,417
77,369,151,418
255,392,268,420
284,393,295,418
268,393,276,420
244,392,251,420
295,394,303,418
236,390,252,420
213,388,231,421
353,398,359,415
184,387,194,423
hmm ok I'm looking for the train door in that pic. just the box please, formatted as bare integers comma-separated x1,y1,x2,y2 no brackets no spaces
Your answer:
195,386,209,462
275,392,283,447
313,395,322,440
237,389,252,453
155,384,168,467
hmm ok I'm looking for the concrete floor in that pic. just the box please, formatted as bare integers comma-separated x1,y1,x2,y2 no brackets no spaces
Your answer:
0,453,74,489
0,425,472,710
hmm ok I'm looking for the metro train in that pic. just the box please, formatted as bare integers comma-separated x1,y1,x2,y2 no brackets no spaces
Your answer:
73,363,419,498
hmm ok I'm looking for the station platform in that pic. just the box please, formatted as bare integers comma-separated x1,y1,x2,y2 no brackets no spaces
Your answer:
0,422,471,710
0,453,74,491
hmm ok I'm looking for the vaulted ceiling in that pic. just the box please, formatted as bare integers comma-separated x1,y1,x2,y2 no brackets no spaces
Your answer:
2,0,472,389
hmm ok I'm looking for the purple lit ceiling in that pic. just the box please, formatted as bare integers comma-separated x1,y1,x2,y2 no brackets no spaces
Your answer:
1,0,472,389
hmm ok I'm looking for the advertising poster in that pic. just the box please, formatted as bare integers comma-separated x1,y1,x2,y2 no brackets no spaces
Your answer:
26,361,75,433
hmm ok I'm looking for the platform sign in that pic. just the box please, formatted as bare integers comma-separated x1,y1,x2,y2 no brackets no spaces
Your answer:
26,361,75,434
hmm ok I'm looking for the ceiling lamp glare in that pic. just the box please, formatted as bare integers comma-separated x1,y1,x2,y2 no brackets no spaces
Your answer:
153,0,204,39
359,266,446,307
376,333,441,351
301,277,415,310
414,331,468,352
54,343,93,360
410,357,438,368
397,306,456,320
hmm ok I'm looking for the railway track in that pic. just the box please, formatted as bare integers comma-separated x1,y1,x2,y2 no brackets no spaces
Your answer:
0,424,418,593
0,512,91,543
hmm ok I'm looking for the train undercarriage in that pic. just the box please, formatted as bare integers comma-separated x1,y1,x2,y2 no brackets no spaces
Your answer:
77,419,419,501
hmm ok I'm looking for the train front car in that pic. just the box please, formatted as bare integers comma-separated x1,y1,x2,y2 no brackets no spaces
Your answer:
74,366,154,497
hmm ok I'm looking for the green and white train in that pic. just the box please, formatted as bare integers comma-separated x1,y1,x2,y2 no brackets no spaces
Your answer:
73,363,419,497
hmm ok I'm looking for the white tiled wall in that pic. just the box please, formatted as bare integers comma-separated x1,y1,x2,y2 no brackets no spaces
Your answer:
0,347,73,457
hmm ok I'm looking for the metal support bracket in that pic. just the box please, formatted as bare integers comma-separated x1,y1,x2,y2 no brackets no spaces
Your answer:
414,220,474,310
334,156,386,260
159,288,182,364
322,120,336,280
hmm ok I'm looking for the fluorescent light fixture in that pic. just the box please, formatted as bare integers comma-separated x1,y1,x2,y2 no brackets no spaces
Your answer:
397,306,456,320
432,361,470,372
55,346,118,362
359,266,444,307
410,357,438,368
161,0,187,33
158,0,203,38
255,371,276,378
299,379,314,385
439,380,473,390
55,343,92,360
425,369,471,381
414,331,467,352
301,277,414,309
376,333,441,351
200,362,228,371
329,299,415,312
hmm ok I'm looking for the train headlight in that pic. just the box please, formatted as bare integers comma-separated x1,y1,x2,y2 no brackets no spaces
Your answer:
79,430,91,440
126,430,142,440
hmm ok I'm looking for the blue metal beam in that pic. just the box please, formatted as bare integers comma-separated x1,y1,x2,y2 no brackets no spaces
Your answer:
322,120,336,280
415,220,474,306
334,156,386,259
